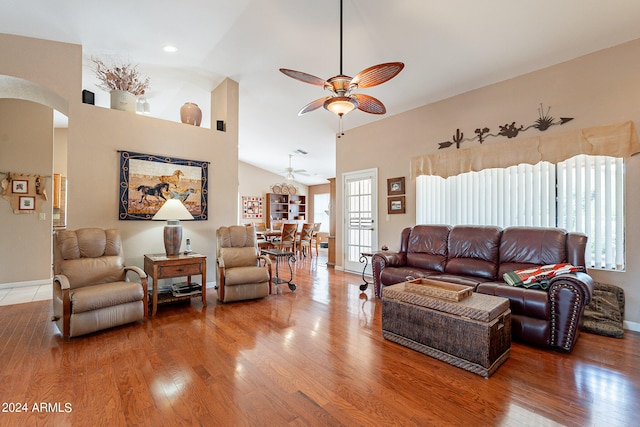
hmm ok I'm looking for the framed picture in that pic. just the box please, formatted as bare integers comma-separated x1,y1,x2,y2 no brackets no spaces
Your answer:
242,196,263,219
118,150,209,220
19,196,35,211
12,179,28,194
388,196,405,214
387,177,405,195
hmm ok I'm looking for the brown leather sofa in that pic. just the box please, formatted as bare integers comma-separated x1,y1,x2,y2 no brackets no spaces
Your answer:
372,225,594,352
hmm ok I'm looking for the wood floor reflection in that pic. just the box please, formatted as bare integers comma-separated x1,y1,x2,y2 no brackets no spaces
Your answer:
1,251,638,426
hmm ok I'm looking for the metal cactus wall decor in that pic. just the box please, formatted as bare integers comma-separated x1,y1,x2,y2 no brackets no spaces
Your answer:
438,104,573,149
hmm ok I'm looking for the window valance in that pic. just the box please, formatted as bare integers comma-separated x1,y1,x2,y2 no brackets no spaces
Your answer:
411,121,640,179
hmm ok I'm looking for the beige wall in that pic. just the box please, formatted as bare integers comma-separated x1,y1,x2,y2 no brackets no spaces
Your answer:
0,33,239,287
0,99,54,283
237,161,308,225
53,128,68,176
337,38,640,328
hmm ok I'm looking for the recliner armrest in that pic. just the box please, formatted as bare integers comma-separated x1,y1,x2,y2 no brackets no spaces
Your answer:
54,274,71,290
258,254,272,266
124,265,147,279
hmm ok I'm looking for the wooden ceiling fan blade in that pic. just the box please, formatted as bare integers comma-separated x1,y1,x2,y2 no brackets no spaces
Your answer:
352,94,386,114
350,62,405,89
280,68,327,86
298,97,330,115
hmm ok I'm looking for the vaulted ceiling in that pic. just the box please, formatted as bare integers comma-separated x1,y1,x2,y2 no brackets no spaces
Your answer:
2,0,640,185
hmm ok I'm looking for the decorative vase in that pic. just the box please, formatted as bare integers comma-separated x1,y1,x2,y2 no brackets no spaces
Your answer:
180,102,202,126
110,90,137,112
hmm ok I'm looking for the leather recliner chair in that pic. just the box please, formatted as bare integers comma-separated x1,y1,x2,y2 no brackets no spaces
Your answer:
52,228,147,338
216,225,271,303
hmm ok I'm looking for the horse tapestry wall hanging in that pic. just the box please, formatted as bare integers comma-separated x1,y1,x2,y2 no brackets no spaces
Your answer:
118,150,209,220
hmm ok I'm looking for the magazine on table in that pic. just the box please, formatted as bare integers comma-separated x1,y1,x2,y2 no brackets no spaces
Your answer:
171,282,202,297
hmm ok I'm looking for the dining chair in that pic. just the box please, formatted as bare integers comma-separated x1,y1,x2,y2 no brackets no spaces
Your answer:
312,222,322,256
274,223,297,253
297,223,315,258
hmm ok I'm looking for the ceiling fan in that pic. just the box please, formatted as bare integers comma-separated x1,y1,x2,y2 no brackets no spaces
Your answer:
280,0,404,118
282,154,310,180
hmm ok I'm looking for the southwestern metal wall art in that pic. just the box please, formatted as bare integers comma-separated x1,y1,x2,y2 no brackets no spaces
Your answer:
438,104,574,149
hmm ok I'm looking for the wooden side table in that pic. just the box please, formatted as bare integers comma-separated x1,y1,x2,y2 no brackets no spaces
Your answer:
144,253,207,317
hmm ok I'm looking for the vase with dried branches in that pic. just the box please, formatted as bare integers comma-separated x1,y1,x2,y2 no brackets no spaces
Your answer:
92,58,150,112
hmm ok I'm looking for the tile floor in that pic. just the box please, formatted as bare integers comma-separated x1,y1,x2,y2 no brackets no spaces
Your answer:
0,283,52,306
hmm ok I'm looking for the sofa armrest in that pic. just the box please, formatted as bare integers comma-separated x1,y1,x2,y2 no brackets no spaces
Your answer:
374,251,406,267
548,272,593,352
372,252,407,298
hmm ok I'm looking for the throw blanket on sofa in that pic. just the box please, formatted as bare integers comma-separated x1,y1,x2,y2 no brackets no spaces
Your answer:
503,263,584,290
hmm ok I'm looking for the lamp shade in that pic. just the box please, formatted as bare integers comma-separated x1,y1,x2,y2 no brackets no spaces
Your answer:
152,199,194,221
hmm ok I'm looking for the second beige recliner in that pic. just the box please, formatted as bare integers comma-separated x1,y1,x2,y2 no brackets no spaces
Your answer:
216,225,272,303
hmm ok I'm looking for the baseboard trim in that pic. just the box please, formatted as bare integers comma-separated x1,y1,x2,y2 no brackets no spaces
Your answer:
0,278,51,290
0,279,217,290
623,320,640,332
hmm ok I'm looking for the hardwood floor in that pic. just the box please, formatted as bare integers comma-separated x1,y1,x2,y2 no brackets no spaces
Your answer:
1,252,638,426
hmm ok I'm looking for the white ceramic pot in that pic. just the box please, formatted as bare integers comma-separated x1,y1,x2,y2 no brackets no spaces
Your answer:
110,90,136,112
180,102,202,126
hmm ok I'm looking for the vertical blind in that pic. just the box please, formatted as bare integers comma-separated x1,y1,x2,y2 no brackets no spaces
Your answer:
416,155,624,270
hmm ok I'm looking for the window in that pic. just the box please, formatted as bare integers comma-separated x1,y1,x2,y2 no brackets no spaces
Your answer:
416,155,624,270
313,193,330,233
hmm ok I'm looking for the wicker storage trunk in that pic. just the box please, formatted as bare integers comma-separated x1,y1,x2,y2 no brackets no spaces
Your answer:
382,281,511,378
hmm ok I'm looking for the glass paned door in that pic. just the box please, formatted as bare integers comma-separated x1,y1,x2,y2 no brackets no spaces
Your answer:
343,169,377,274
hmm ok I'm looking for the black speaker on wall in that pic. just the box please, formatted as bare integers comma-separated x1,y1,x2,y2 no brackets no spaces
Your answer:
82,90,95,105
216,120,226,132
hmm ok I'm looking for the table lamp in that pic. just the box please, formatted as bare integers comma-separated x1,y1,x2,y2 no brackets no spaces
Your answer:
152,198,194,256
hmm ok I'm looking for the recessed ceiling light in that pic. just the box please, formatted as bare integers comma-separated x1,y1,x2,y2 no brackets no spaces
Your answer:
163,45,178,53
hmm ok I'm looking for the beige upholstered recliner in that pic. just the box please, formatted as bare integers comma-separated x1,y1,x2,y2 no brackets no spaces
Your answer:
52,228,147,338
216,225,271,303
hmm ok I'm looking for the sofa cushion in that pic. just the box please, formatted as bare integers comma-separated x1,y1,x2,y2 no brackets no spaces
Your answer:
476,282,549,320
498,227,568,277
444,226,502,280
425,273,492,289
380,266,440,285
406,225,450,272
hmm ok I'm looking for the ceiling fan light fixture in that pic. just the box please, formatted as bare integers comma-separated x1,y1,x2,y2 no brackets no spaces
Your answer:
324,96,358,116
